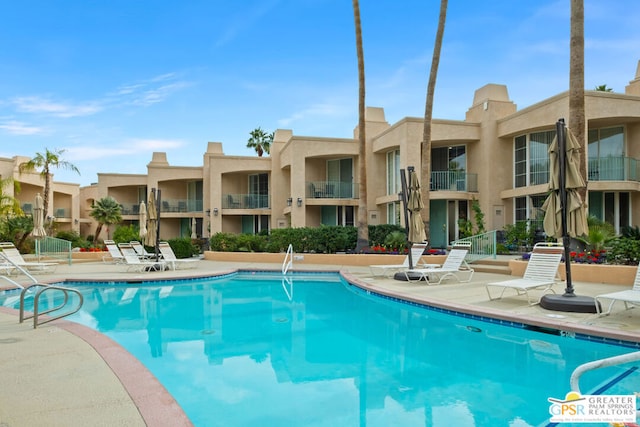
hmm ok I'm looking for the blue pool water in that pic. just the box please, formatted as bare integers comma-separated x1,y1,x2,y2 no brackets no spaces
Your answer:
3,271,639,426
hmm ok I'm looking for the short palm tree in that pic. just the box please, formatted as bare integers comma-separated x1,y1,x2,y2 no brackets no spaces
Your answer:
594,84,613,92
246,127,273,157
0,176,21,217
90,197,122,245
19,148,80,219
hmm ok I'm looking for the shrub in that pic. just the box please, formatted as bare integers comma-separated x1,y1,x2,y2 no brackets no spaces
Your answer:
167,237,199,258
606,237,640,265
112,224,140,244
55,230,90,248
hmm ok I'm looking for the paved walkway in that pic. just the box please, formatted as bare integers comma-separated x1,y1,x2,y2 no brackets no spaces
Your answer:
0,258,639,426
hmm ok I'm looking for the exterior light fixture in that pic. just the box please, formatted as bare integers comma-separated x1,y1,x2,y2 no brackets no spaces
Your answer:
287,197,292,206
213,208,219,216
205,209,211,217
297,197,303,207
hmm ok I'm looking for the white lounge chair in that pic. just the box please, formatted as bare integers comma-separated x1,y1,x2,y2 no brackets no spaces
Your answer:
0,242,58,272
130,241,154,259
486,242,564,305
118,243,167,272
595,265,640,316
370,242,428,277
102,240,125,264
158,242,199,270
403,241,474,284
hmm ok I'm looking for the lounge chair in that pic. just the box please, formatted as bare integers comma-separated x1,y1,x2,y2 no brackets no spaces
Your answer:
158,242,199,270
594,265,640,316
0,242,58,273
102,240,125,264
130,241,154,259
118,243,167,272
370,242,428,277
485,242,563,305
403,241,474,284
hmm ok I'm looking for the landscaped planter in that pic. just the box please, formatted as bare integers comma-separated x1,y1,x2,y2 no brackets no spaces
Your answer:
205,251,447,267
508,259,636,285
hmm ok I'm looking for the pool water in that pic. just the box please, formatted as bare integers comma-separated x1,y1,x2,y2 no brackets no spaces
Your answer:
3,271,639,426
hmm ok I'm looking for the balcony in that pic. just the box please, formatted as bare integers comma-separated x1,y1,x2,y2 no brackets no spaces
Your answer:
222,194,270,209
159,199,203,213
588,156,640,182
430,171,478,192
306,181,359,199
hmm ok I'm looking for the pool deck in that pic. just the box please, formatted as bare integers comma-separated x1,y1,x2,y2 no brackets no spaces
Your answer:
1,258,639,426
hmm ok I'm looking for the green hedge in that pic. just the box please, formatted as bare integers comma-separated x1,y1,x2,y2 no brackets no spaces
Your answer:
209,225,407,254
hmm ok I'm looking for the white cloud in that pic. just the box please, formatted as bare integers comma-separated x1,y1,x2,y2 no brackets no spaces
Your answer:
12,96,102,118
0,120,46,135
64,138,185,161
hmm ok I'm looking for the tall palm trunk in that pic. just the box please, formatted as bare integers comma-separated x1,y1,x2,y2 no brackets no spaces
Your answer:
421,0,448,243
353,0,368,251
569,0,586,201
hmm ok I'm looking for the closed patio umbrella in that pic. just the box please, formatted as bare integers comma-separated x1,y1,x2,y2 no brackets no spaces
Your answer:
139,201,147,239
406,167,427,270
32,193,46,239
191,217,197,239
540,119,595,313
145,192,157,248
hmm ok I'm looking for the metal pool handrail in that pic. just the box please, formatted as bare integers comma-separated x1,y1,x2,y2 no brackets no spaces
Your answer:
282,244,293,275
19,284,84,329
570,350,640,418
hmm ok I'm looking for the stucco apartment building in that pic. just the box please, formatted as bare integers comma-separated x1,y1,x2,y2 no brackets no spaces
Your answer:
6,61,640,249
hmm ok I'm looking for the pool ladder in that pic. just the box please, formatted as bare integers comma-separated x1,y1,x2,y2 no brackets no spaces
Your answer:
1,252,84,328
282,244,293,275
570,350,640,419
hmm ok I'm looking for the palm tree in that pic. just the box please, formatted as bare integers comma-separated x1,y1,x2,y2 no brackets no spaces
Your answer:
0,176,21,217
19,148,80,219
594,84,613,92
569,0,586,203
246,127,274,157
420,0,448,242
353,0,368,252
90,197,122,245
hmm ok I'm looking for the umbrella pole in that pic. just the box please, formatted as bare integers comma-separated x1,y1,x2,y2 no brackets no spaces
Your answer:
400,168,413,269
155,189,161,261
540,119,598,313
557,120,575,297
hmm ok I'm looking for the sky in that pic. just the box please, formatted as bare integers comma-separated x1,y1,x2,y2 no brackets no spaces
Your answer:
1,0,640,186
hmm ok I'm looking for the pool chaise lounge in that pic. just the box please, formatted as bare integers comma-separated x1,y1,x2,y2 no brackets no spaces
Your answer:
158,242,199,270
369,242,428,277
403,242,474,285
102,239,125,264
485,242,564,306
595,265,640,316
118,243,167,272
0,242,58,273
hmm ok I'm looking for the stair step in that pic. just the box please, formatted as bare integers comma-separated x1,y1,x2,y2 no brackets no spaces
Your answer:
470,263,513,275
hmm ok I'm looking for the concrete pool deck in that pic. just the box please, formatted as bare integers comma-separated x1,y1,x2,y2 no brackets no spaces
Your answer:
1,258,639,426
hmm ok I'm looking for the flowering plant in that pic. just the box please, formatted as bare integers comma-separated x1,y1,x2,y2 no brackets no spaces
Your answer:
79,247,107,252
570,249,606,264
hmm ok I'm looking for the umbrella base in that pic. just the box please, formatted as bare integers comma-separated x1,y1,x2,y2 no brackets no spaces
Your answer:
539,294,600,313
393,271,427,282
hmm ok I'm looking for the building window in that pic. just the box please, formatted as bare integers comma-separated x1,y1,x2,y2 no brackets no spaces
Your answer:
514,131,553,188
514,135,527,188
515,196,527,222
588,126,625,181
387,201,401,225
432,145,466,190
386,150,400,196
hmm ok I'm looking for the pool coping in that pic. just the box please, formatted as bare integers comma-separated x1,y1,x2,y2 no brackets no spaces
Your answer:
2,265,639,425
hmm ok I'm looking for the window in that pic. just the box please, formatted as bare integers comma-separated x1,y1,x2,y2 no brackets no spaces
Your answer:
432,145,466,190
387,201,401,225
514,131,552,188
248,173,269,208
386,150,400,196
588,126,625,180
514,136,527,187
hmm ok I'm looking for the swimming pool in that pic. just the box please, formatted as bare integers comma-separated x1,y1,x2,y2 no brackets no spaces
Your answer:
3,271,639,426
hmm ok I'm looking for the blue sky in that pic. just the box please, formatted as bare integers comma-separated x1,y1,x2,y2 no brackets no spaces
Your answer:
1,0,639,186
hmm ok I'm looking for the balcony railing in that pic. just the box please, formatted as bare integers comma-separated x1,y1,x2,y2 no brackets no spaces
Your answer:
588,156,640,182
160,199,203,213
306,181,359,199
52,208,69,218
222,194,270,209
430,171,478,192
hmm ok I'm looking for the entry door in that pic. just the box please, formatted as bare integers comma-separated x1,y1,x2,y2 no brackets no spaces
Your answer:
327,158,353,198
